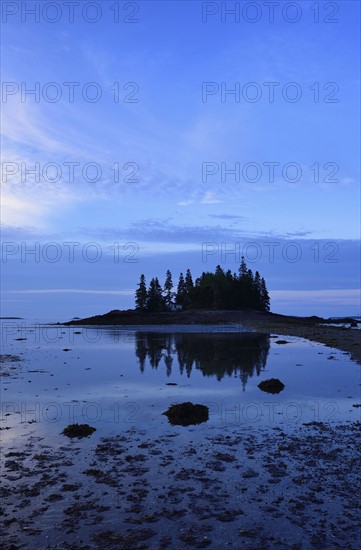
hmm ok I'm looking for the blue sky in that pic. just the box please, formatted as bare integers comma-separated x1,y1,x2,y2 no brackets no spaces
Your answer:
1,0,360,319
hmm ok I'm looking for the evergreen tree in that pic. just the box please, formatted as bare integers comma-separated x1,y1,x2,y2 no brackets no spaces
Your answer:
237,256,249,307
185,269,194,293
244,268,255,308
224,269,234,308
199,271,216,308
146,277,165,312
176,273,187,307
185,269,194,308
260,277,270,311
238,256,248,279
164,269,174,310
213,265,226,308
135,274,147,311
253,271,262,310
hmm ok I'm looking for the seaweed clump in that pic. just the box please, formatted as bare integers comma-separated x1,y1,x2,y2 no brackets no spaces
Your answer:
62,423,96,438
258,378,285,394
163,402,209,426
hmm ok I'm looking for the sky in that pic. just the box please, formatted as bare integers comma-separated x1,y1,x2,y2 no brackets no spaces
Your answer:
1,0,360,320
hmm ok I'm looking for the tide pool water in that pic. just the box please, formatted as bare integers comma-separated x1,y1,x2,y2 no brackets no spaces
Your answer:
1,323,360,444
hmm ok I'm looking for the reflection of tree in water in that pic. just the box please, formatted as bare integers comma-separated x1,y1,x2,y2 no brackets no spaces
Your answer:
135,332,270,390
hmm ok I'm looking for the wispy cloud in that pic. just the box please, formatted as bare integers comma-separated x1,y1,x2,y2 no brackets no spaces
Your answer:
208,214,249,221
178,200,195,206
200,192,221,204
2,101,64,153
80,218,244,245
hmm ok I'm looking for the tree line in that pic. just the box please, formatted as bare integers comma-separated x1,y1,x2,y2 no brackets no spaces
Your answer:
135,257,270,312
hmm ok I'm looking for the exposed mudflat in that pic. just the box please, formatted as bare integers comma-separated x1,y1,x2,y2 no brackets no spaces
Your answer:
1,420,360,549
0,354,23,378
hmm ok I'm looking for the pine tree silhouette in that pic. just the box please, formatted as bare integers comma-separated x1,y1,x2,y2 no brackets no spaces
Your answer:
135,258,271,312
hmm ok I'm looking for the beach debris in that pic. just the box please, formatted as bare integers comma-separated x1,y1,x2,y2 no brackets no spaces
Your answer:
163,402,209,426
83,468,103,477
62,423,96,438
0,354,22,378
0,354,21,362
258,378,285,394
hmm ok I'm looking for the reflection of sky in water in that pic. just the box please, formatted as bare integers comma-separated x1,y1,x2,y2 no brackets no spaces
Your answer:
1,325,360,444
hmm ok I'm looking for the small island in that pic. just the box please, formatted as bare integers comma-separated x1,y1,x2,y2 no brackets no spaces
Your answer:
64,258,361,365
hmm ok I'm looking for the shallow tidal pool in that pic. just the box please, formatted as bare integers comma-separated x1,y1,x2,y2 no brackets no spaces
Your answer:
1,324,360,440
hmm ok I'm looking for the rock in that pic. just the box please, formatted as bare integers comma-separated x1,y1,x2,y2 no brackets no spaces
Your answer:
163,402,209,426
258,378,285,394
62,423,96,438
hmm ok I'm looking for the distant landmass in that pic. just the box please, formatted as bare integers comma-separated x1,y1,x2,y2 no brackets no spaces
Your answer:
0,317,23,319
